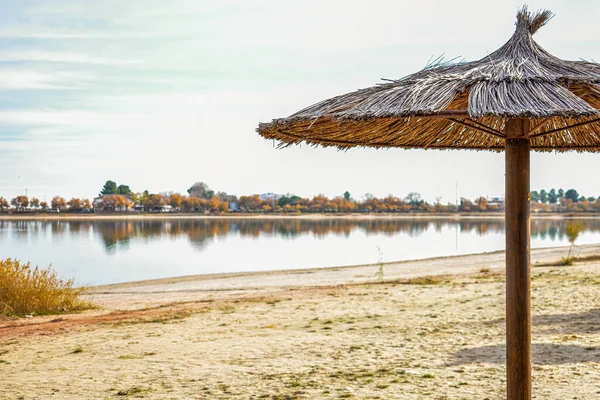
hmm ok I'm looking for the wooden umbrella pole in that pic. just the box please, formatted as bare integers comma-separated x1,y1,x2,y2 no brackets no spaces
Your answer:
504,118,532,400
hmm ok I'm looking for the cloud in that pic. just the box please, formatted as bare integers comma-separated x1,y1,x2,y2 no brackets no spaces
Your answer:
0,51,137,65
0,69,64,89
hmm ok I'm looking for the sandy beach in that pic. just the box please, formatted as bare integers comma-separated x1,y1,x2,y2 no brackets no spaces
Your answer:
1,244,600,399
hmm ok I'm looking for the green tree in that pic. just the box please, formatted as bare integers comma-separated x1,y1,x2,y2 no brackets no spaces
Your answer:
343,191,351,201
539,189,548,204
404,192,422,206
117,184,132,196
100,180,118,196
558,188,565,199
548,189,558,204
564,189,579,203
530,190,539,202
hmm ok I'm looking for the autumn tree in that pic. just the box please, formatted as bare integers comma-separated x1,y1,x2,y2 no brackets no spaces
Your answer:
11,196,29,212
459,198,474,212
474,197,488,211
141,194,167,211
115,195,132,210
565,222,585,263
134,191,150,210
181,197,198,212
0,197,9,212
169,193,183,210
39,201,49,211
238,195,263,213
82,199,92,210
208,197,230,213
68,198,84,212
30,197,40,209
96,195,132,212
97,195,115,211
51,196,67,211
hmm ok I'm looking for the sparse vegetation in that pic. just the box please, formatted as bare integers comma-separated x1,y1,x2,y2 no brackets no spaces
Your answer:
535,253,600,267
117,387,145,396
376,246,385,281
0,258,93,317
564,221,585,264
404,276,445,285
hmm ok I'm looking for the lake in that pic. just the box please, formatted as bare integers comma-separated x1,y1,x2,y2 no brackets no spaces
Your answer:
1,217,599,286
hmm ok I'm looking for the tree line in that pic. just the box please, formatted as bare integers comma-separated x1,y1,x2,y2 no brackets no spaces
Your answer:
530,187,600,213
1,181,600,214
0,196,91,212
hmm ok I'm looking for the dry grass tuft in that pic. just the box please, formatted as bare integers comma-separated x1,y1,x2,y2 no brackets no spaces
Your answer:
535,254,600,268
403,276,445,285
0,258,93,317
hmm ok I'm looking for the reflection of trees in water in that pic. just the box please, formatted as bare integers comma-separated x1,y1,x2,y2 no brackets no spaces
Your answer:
1,220,96,243
5,218,600,254
94,221,134,254
66,221,94,236
530,219,600,242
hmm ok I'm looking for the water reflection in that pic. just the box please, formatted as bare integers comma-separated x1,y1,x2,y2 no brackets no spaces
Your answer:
1,218,598,254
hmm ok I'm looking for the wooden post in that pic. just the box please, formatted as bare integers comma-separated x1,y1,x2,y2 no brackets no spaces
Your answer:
504,118,531,400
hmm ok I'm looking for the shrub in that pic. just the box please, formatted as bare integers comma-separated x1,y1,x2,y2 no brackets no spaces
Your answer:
564,221,585,264
0,258,93,316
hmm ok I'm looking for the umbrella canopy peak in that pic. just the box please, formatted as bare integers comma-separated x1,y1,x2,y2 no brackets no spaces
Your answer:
258,7,600,152
514,6,553,35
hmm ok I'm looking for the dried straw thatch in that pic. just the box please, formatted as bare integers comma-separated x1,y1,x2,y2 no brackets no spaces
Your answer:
257,7,600,152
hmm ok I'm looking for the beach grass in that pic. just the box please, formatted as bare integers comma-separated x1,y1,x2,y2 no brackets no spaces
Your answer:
0,258,93,317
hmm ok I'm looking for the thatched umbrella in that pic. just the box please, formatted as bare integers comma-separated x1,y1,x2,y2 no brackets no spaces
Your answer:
257,7,600,399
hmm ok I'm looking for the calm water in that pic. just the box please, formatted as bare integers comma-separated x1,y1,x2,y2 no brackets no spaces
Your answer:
1,217,600,286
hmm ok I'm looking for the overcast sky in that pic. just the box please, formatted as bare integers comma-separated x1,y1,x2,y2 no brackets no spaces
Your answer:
1,0,600,203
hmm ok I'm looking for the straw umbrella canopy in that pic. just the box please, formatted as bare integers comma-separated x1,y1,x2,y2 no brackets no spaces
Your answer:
257,7,600,400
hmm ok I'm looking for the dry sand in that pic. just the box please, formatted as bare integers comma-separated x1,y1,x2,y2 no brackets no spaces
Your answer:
1,244,600,399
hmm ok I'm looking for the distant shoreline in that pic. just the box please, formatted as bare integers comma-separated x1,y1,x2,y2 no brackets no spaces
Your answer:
1,212,600,220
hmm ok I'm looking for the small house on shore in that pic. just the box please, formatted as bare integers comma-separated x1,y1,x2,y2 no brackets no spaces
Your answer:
93,195,133,213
